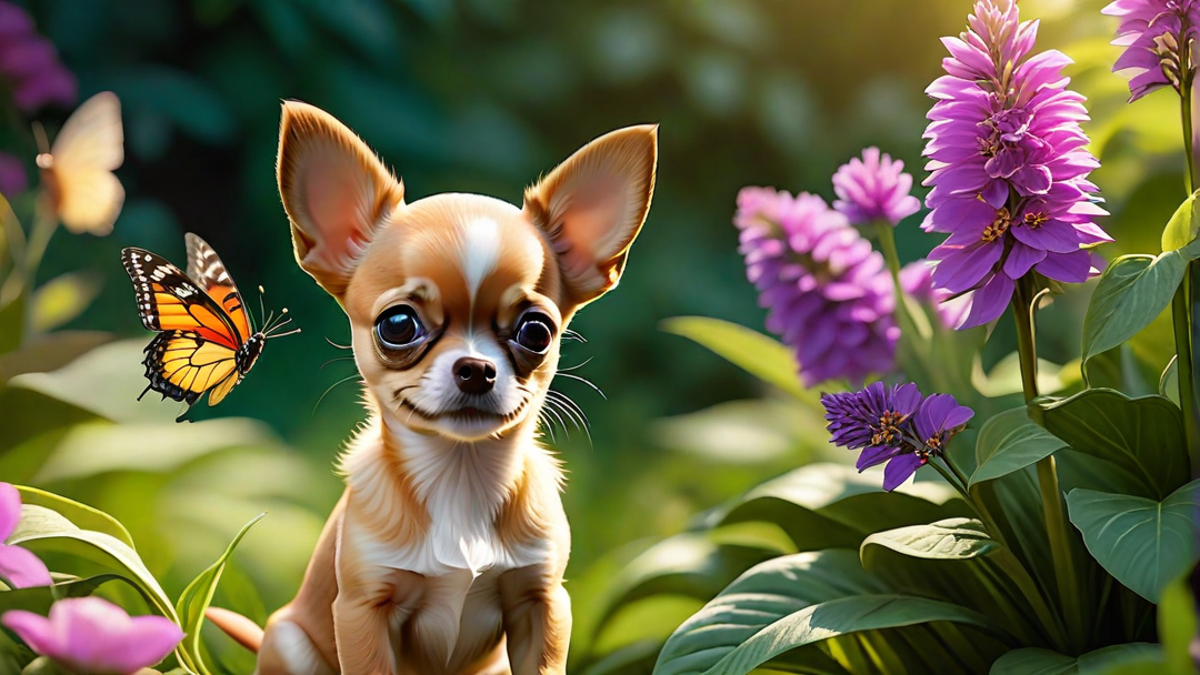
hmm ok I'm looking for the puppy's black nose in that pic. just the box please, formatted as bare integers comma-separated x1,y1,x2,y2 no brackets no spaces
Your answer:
454,357,496,395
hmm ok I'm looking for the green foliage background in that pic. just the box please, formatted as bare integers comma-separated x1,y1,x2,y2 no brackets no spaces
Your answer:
0,0,1189,672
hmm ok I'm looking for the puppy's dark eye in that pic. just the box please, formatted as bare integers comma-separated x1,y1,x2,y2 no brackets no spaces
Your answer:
514,314,554,354
376,306,424,348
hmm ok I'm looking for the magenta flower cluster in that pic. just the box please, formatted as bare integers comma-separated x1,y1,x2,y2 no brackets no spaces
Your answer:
735,187,898,387
1104,0,1200,101
923,0,1110,329
822,382,974,491
832,147,922,227
0,483,183,674
0,1,76,112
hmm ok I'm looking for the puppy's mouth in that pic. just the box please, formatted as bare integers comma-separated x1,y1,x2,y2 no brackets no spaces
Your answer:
397,397,528,424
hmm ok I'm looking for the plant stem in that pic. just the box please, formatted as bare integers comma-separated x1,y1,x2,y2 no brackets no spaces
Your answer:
1012,277,1084,651
1175,77,1200,475
928,459,970,502
876,222,932,342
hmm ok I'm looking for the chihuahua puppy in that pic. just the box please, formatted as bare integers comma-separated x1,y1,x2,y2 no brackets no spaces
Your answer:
207,102,657,675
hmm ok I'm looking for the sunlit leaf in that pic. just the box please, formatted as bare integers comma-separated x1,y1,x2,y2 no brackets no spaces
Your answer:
660,316,811,401
30,273,100,333
0,332,112,383
971,407,1068,487
859,518,997,562
15,486,135,550
989,644,1164,675
175,513,264,675
1162,190,1200,252
1067,480,1199,603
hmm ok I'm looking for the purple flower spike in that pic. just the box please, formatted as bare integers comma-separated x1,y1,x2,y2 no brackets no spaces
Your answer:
2,597,183,675
1103,0,1200,102
923,0,1110,329
0,483,50,589
735,187,899,387
832,147,922,226
900,259,971,329
822,383,973,491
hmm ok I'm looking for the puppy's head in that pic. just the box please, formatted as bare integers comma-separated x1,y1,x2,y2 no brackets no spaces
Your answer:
277,102,657,442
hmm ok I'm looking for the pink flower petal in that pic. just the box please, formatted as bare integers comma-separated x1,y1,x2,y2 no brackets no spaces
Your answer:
0,483,20,541
0,545,51,588
1,610,60,656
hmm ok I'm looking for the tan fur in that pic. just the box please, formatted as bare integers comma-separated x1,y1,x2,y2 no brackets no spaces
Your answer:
208,101,657,675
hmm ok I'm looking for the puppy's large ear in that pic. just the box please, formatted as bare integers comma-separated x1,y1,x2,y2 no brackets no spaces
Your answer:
277,101,403,298
524,124,658,307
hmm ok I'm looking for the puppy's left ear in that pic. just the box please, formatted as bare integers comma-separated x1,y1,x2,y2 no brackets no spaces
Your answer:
524,124,658,306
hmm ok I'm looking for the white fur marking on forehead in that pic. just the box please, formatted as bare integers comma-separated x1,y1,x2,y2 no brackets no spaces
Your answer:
460,217,501,307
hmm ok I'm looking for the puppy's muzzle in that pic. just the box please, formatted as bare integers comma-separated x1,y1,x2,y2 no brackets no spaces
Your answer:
454,356,496,395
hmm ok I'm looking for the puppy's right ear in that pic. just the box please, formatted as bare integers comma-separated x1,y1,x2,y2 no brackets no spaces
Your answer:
277,101,403,298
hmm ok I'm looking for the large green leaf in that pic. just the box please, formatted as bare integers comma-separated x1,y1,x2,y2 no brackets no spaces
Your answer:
0,294,24,355
0,332,112,383
1067,480,1199,602
590,533,779,642
971,408,1068,487
13,486,135,550
175,513,264,675
7,504,178,623
1039,388,1189,498
1081,240,1200,373
0,574,149,618
989,644,1164,675
704,463,968,552
660,316,811,401
654,550,1011,675
860,518,997,562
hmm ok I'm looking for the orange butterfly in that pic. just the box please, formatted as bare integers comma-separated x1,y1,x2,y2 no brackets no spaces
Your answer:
121,234,297,416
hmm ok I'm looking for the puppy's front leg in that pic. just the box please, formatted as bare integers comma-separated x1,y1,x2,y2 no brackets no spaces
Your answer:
499,566,571,675
333,523,424,675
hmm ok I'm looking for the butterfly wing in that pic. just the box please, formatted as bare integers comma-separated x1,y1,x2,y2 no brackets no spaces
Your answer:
121,247,244,351
184,233,253,342
141,330,241,406
45,92,125,234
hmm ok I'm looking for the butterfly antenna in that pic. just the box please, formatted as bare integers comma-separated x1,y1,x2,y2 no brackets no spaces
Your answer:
31,122,50,157
257,285,268,330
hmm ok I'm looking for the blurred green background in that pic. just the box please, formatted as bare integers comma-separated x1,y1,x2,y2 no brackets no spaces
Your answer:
0,0,1189,671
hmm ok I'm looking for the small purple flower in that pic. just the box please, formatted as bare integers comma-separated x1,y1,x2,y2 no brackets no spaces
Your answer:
832,147,922,226
0,1,77,113
900,259,971,329
0,482,51,589
923,0,1110,329
1103,0,1200,102
736,187,898,387
822,383,972,491
2,597,183,675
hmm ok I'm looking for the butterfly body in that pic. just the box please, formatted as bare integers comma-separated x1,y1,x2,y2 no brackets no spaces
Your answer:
121,234,294,417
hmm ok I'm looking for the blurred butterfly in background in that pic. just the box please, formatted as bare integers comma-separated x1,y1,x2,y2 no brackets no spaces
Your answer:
36,91,125,235
121,234,299,420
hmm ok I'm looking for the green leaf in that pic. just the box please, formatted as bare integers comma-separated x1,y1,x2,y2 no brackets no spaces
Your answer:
860,518,997,562
1081,241,1200,373
591,533,778,643
14,486,136,550
8,504,178,623
1158,570,1199,675
989,644,1164,675
175,513,264,675
1067,480,1199,602
0,331,112,383
971,408,1069,487
653,551,1010,675
707,463,968,552
0,574,150,618
1039,388,1189,498
1161,356,1180,406
579,639,662,675
0,294,24,355
31,273,101,333
660,316,811,402
1163,190,1200,252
